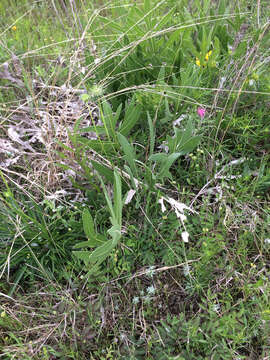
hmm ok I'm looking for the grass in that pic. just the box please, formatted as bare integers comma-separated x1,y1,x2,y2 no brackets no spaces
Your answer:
0,0,270,358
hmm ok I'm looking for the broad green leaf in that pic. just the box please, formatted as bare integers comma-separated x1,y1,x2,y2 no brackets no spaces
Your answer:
118,97,141,136
73,250,91,264
87,239,115,265
107,224,121,241
178,135,202,155
82,209,96,239
218,0,226,15
117,133,138,178
91,160,114,183
149,153,168,162
159,152,182,180
101,101,117,139
114,103,123,123
73,234,107,249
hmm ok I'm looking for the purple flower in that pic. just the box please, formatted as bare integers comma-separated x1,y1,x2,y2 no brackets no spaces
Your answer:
197,107,206,118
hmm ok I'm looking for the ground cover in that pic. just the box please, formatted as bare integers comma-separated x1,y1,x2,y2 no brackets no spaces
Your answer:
0,0,269,359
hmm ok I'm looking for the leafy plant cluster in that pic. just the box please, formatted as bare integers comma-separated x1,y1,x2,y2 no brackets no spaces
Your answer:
0,0,269,358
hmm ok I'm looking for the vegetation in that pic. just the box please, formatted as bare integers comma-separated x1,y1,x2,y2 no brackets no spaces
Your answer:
0,0,269,358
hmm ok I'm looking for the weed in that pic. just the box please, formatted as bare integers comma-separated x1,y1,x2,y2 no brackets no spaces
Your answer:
0,0,269,358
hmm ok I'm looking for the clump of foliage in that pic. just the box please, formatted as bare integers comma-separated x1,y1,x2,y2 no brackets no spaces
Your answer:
0,0,269,359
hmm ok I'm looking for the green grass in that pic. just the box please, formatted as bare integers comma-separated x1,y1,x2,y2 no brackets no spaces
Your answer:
0,0,270,358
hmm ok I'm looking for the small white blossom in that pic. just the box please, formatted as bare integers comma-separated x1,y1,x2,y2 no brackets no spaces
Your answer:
173,114,187,126
158,142,169,153
146,266,156,278
212,304,220,312
147,285,156,295
143,295,151,303
133,297,139,305
181,231,189,243
183,264,191,276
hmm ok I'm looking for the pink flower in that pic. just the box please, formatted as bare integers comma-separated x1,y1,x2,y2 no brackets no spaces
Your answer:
197,107,206,118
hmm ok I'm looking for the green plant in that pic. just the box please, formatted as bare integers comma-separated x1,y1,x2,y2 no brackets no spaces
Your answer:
0,0,270,358
73,169,124,277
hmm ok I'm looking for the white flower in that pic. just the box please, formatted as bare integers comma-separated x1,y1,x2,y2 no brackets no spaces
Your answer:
183,264,190,276
173,114,187,126
147,285,156,295
146,266,156,278
181,231,189,243
132,297,139,305
158,142,169,153
264,238,270,244
212,304,220,312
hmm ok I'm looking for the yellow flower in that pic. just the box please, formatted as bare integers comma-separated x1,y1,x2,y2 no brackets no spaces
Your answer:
195,50,213,67
11,26,17,31
196,58,201,66
205,50,212,61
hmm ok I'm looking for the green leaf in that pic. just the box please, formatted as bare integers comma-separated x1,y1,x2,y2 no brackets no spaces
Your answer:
79,126,106,135
91,160,114,183
101,101,118,139
117,132,138,178
159,152,182,180
73,234,107,249
157,65,166,85
98,175,115,221
147,112,155,158
76,137,117,154
178,135,201,155
124,165,138,190
72,250,91,264
55,139,74,152
113,170,122,226
118,96,141,136
82,209,96,239
88,239,115,265
107,224,122,244
149,153,168,162
168,120,200,154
